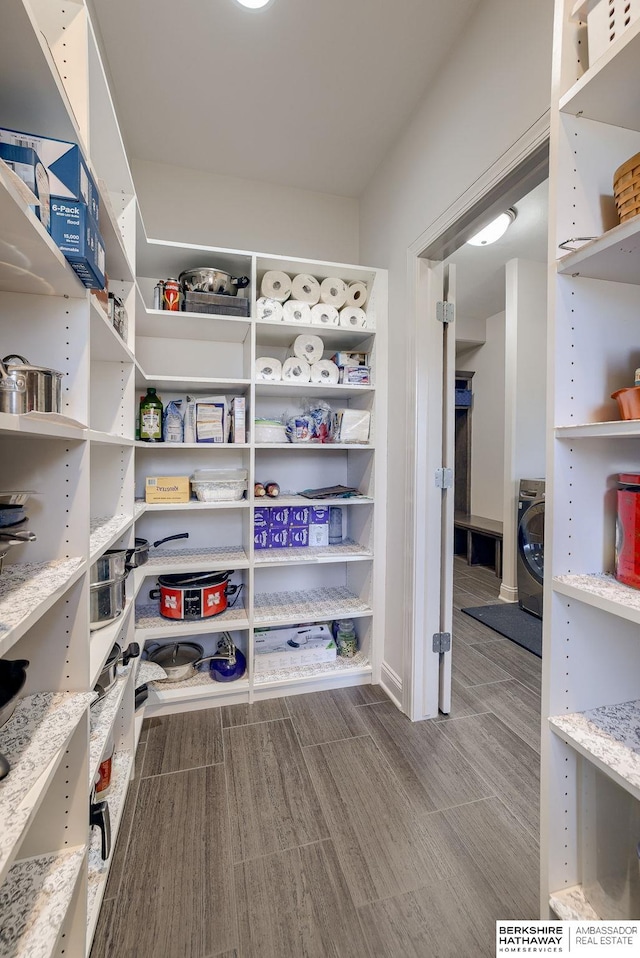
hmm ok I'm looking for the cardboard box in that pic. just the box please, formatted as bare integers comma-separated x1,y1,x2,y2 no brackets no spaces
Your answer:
254,529,269,550
289,527,309,548
145,476,190,503
0,143,50,230
339,365,371,385
254,507,270,529
254,624,336,672
184,396,228,443
0,127,99,219
49,199,106,289
267,528,288,548
289,505,310,527
231,396,246,443
308,522,329,547
267,506,290,529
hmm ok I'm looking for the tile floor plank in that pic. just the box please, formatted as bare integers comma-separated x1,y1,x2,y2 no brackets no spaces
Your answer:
304,735,441,906
235,840,372,958
141,708,223,777
471,637,542,694
437,678,541,752
220,698,289,728
224,719,329,862
284,688,373,746
90,765,236,958
452,642,513,688
356,702,493,813
438,712,540,837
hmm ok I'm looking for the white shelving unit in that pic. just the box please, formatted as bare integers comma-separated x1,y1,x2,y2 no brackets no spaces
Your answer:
542,0,640,921
133,241,387,716
0,0,388,949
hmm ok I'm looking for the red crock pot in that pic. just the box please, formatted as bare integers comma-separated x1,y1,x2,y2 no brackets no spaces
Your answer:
149,571,242,620
615,473,640,589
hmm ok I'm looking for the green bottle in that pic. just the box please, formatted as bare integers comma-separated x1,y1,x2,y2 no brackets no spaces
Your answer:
139,387,163,442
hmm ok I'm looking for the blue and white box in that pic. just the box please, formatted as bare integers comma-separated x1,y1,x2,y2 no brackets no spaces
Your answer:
289,527,309,548
268,506,290,529
0,128,99,220
309,506,330,547
289,505,310,527
254,529,269,550
268,528,288,548
254,507,270,530
49,199,106,290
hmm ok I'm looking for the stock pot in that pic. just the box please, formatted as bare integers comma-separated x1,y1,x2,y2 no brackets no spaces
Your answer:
0,355,63,415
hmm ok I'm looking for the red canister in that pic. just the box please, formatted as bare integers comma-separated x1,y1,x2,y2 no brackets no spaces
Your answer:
163,278,180,311
615,473,640,589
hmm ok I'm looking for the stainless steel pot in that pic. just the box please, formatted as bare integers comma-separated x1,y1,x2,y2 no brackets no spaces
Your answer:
178,267,250,297
0,355,63,415
0,528,37,573
90,573,127,630
145,640,239,682
91,549,128,584
94,641,140,694
0,658,29,728
125,532,189,570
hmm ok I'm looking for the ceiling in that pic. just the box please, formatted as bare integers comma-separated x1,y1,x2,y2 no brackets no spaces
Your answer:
450,178,549,326
89,0,481,198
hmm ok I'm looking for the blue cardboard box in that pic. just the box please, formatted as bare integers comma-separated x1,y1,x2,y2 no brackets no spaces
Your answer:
50,199,106,290
289,505,310,527
254,507,270,530
0,143,50,231
289,527,309,548
268,528,288,548
254,529,269,550
0,127,99,220
268,506,290,529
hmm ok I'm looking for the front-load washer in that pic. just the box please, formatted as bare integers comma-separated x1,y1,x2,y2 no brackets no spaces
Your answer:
517,478,545,618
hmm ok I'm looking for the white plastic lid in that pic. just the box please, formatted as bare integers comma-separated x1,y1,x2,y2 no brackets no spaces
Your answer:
191,469,248,481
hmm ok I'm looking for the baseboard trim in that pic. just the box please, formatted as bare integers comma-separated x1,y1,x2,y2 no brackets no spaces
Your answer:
380,661,403,710
499,583,519,603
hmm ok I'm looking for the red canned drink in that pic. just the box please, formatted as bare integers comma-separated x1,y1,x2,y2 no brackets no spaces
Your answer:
615,473,640,589
163,278,180,311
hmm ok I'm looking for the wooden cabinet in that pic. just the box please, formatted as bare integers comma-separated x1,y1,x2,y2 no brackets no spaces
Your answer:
542,0,640,920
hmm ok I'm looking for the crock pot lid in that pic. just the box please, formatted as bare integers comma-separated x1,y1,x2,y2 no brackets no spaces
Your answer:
157,570,232,587
618,472,640,485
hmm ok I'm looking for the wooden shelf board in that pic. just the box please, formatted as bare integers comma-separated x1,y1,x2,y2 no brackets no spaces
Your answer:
89,430,134,446
134,441,250,450
254,380,374,400
253,495,373,508
254,541,372,567
255,443,374,451
253,654,372,694
136,305,251,343
139,499,249,512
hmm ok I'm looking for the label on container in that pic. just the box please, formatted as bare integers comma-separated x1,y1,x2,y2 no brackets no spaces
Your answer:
141,409,161,440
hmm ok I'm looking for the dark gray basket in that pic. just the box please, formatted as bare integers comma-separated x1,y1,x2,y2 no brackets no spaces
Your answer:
183,290,250,317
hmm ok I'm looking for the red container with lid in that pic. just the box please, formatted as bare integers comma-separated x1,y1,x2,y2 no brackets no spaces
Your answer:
615,473,640,589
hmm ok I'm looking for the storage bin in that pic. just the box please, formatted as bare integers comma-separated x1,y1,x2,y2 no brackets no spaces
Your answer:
572,0,640,67
613,151,640,223
190,468,247,502
254,419,287,443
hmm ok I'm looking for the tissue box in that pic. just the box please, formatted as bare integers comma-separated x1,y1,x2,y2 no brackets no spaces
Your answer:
333,408,371,444
289,527,309,548
0,128,98,219
339,365,371,385
254,507,270,530
49,199,106,289
254,529,269,550
267,506,290,529
254,624,336,671
331,351,369,367
145,476,190,503
268,528,289,548
309,506,330,547
289,505,310,527
0,143,50,230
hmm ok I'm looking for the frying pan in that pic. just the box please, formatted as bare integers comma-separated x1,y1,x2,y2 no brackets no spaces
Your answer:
0,658,30,780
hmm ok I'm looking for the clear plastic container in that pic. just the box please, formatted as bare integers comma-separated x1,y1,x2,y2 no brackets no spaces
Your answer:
190,469,247,502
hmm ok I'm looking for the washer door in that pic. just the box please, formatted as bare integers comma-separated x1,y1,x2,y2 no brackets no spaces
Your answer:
518,499,545,585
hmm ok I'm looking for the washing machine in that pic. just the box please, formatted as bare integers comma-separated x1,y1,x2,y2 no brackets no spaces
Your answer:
517,478,545,618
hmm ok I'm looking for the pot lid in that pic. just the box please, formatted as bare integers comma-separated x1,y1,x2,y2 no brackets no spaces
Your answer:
105,643,122,667
618,473,640,485
2,355,63,376
148,642,204,667
157,570,232,587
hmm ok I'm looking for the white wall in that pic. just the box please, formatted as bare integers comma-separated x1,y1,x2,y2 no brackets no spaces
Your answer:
359,0,553,691
501,258,548,601
132,158,360,263
458,311,506,522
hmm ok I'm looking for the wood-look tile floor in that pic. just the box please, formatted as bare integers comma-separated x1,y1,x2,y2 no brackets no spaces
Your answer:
91,558,541,958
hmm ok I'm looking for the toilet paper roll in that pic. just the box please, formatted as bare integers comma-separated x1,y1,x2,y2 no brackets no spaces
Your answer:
256,297,284,323
310,360,340,385
339,306,367,329
282,356,311,382
283,300,312,324
291,273,321,305
319,277,348,308
255,357,282,381
292,333,324,365
310,303,339,326
346,281,368,308
261,270,292,302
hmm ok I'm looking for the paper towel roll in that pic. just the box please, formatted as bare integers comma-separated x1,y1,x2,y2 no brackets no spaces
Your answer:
261,270,292,302
339,306,367,329
257,297,284,323
310,303,339,326
283,300,312,324
346,281,368,308
291,273,321,305
319,277,348,308
255,357,282,381
310,360,340,385
282,356,311,382
292,333,324,365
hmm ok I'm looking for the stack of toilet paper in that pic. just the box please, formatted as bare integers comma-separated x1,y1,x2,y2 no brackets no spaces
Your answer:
258,271,372,328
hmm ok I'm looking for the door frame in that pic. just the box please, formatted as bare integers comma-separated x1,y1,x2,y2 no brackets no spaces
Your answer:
402,113,550,721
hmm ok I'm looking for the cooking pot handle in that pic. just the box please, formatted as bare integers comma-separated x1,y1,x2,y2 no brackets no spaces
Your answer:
152,533,189,548
135,683,149,710
90,800,111,861
0,530,37,542
0,751,9,780
225,582,244,608
2,354,30,366
122,642,140,666
232,276,250,289
149,588,161,600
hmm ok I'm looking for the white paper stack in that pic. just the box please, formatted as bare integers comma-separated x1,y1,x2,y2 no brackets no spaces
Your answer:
333,408,371,443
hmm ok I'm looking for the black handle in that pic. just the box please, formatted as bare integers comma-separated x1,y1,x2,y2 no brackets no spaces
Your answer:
153,532,189,548
0,752,9,780
122,642,140,666
135,684,149,710
226,582,244,608
149,588,160,600
232,276,250,289
90,800,111,861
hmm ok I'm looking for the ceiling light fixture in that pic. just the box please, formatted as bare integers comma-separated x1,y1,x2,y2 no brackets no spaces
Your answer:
234,0,272,8
466,208,517,246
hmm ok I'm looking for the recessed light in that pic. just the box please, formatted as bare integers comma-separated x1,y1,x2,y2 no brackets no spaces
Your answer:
466,209,517,246
234,0,272,8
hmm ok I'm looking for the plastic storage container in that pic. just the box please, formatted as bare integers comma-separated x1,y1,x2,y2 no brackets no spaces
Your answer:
572,0,640,67
190,468,247,502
